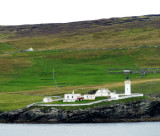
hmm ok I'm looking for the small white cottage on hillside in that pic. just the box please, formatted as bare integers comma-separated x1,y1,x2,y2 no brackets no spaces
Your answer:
63,91,81,102
26,47,34,52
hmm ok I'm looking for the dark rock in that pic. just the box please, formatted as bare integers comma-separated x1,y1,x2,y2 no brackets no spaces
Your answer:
0,108,27,123
1,100,160,123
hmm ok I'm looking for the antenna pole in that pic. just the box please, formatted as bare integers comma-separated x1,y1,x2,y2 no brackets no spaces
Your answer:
53,67,54,80
53,66,58,88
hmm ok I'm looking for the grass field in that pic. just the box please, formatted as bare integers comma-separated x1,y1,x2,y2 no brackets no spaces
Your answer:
0,43,18,54
0,47,160,111
1,47,160,93
0,93,43,111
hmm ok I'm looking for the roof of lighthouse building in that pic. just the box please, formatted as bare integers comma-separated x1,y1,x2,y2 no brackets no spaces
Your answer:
96,89,102,93
102,89,110,93
96,88,110,93
125,76,131,83
126,76,130,80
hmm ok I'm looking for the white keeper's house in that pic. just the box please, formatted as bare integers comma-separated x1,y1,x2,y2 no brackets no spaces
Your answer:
95,88,110,97
63,91,81,102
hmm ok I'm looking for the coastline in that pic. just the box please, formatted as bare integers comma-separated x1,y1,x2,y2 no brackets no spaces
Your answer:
0,99,160,123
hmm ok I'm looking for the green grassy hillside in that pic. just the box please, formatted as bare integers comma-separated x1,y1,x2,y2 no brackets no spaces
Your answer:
0,14,160,111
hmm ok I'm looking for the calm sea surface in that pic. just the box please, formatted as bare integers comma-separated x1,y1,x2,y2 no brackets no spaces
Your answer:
0,122,160,136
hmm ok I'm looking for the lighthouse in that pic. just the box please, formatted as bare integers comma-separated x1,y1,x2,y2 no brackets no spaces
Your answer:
124,77,131,95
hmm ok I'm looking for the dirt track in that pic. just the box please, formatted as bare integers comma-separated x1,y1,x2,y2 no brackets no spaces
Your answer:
13,78,160,96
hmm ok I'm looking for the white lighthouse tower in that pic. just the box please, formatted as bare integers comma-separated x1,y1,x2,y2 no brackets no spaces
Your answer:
124,77,131,95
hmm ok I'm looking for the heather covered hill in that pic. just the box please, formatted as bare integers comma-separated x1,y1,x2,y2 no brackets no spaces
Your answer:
0,14,160,51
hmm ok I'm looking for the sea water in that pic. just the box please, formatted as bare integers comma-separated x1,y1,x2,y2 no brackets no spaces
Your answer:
0,122,160,136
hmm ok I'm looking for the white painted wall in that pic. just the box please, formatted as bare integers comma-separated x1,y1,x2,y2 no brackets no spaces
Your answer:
125,80,131,95
95,90,102,96
95,89,110,97
63,94,81,102
84,94,95,100
110,93,119,99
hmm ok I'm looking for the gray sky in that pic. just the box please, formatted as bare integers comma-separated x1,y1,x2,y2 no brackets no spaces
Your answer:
0,0,160,25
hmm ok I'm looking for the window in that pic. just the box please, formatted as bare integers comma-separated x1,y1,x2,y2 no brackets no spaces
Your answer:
72,96,73,98
67,96,69,99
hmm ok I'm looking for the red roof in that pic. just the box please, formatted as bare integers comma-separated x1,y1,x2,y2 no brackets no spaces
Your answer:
77,97,84,100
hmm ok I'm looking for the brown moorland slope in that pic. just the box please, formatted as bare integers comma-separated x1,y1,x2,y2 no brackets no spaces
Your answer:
0,14,160,50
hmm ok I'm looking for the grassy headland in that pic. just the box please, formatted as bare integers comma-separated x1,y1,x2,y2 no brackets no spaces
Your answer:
0,14,160,111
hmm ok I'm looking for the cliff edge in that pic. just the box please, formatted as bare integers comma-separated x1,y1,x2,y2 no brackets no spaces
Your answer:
0,99,160,123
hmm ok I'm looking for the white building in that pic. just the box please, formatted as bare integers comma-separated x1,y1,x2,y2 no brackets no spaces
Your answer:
61,78,136,103
95,88,110,97
84,94,95,100
63,91,81,102
26,47,34,52
124,77,131,95
110,93,119,99
43,97,52,103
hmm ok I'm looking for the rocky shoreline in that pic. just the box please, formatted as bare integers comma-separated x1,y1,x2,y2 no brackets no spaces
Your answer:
0,99,160,123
